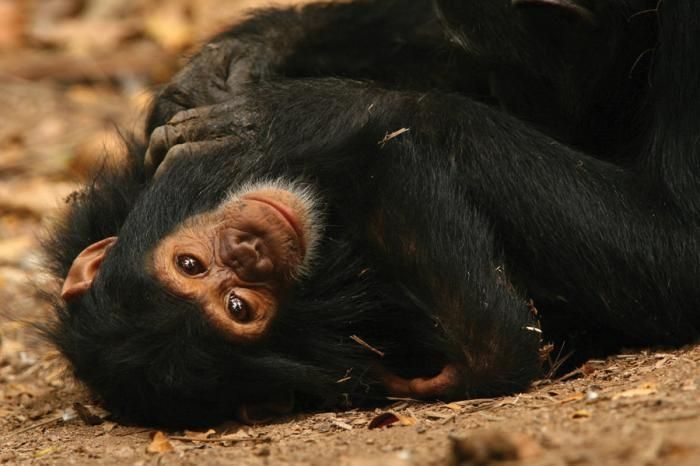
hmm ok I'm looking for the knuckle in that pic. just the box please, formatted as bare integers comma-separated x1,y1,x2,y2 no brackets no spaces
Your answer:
149,126,166,146
168,143,190,160
169,108,201,124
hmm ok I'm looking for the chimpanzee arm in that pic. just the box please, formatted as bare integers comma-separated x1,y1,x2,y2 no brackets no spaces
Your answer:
150,69,700,353
147,0,469,134
256,78,699,341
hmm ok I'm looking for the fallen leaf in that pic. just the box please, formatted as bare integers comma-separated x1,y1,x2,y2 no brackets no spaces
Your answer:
612,383,658,400
102,421,117,432
397,414,417,427
572,409,592,419
184,429,216,440
559,393,585,404
147,431,174,454
368,412,400,429
73,402,103,426
33,447,56,459
332,420,353,430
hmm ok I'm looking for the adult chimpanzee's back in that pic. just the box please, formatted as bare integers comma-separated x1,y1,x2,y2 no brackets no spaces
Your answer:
43,0,699,427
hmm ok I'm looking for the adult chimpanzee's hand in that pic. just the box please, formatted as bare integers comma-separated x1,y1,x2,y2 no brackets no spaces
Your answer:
144,97,262,176
145,78,393,177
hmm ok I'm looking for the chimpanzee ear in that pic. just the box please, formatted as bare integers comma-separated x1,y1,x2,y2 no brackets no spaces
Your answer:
512,0,594,24
61,237,118,301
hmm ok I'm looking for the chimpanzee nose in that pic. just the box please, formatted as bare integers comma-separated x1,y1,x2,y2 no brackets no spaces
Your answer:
219,232,274,281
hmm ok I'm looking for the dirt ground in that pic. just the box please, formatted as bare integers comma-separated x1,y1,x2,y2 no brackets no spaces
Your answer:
1,1,699,465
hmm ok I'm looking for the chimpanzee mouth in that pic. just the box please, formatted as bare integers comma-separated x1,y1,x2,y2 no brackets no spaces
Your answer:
226,178,325,280
242,194,306,254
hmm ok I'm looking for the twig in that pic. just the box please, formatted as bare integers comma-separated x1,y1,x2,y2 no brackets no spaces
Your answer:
424,410,452,420
169,435,271,444
557,367,586,382
350,335,385,358
3,415,63,439
332,420,354,431
453,398,498,406
378,128,410,147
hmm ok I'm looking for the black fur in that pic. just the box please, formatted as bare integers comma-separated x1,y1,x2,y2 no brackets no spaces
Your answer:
44,0,699,426
45,135,540,426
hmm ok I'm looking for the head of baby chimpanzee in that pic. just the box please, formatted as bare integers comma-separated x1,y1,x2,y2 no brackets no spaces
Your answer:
43,146,411,427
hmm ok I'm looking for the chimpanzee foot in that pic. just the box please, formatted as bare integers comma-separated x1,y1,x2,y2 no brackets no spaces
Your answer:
381,364,460,399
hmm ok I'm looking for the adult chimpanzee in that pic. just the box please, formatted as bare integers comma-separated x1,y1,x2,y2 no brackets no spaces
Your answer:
44,0,700,427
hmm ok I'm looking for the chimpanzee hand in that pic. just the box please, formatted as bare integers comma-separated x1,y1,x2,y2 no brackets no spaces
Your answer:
146,35,283,134
146,78,394,177
144,98,261,176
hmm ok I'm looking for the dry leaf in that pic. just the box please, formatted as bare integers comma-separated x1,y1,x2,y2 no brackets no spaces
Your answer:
572,409,592,419
332,420,353,431
219,430,253,441
102,421,117,432
147,431,174,454
368,412,400,429
396,414,417,427
612,383,658,400
559,393,585,404
184,429,216,440
73,402,103,426
33,447,56,459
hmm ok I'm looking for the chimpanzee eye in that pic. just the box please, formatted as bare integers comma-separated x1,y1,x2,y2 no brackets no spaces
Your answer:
227,293,251,322
175,255,206,276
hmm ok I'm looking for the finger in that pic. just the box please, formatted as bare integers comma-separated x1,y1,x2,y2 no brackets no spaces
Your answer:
145,125,184,174
168,107,212,125
153,136,244,178
145,107,219,173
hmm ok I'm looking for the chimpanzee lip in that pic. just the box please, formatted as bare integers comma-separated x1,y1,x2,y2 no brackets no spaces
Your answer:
242,194,306,255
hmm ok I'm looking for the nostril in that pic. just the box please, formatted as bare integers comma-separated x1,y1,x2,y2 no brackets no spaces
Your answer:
233,242,258,263
221,236,273,281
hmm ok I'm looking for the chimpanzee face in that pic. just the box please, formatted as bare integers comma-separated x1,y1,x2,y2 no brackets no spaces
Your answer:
151,185,322,342
62,182,323,344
